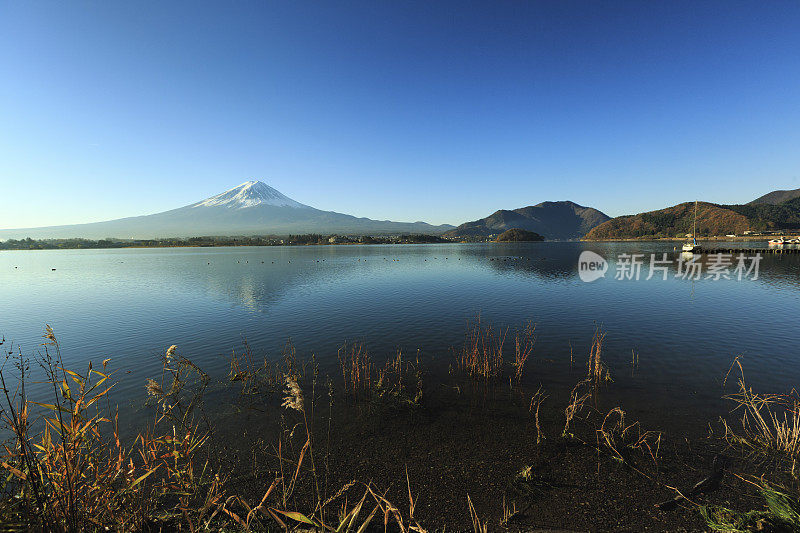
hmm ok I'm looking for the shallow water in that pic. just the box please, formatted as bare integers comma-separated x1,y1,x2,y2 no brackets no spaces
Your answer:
1,242,799,428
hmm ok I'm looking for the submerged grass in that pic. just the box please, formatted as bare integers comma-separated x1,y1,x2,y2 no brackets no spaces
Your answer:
723,357,800,470
596,406,661,465
460,317,507,379
3,322,799,531
0,329,219,531
0,327,431,532
701,481,800,532
458,316,536,383
338,342,373,399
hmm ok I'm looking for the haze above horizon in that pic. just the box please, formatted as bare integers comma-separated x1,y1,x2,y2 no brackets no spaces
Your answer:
2,1,800,229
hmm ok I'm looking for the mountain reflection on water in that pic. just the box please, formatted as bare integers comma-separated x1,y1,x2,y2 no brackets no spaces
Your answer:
1,242,799,426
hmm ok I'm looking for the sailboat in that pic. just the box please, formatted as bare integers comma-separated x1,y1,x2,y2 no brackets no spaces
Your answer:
682,201,701,253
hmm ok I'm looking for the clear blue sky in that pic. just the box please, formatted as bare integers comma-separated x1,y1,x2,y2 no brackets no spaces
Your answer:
2,1,799,228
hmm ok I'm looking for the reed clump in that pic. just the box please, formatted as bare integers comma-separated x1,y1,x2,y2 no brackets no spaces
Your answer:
588,325,611,387
0,328,220,531
563,326,613,437
560,328,660,468
529,387,547,444
338,342,373,398
458,317,536,382
375,349,424,406
701,481,800,532
596,407,661,464
228,339,256,384
513,322,536,383
337,344,424,406
459,318,507,379
722,358,800,469
219,373,427,533
0,328,431,532
563,377,593,437
467,494,488,533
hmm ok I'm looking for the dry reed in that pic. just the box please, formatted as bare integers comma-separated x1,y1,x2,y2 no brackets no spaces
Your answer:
460,318,507,379
0,328,219,531
529,387,547,444
467,494,488,533
596,407,661,464
338,342,373,398
723,358,800,470
588,325,611,387
513,322,536,383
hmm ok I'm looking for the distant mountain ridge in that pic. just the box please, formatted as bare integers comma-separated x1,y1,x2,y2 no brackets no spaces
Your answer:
7,182,800,242
444,201,610,240
748,187,800,205
0,181,453,239
585,187,800,240
584,202,750,240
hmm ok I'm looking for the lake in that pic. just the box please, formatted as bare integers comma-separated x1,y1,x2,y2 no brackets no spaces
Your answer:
2,242,798,406
3,241,800,528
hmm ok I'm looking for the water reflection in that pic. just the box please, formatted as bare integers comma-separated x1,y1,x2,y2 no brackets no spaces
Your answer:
1,243,799,415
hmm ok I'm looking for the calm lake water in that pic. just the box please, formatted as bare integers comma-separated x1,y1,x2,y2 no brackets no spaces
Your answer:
2,242,799,430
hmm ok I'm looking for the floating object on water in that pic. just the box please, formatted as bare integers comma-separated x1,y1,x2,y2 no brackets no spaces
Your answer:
51,268,56,271
682,201,701,253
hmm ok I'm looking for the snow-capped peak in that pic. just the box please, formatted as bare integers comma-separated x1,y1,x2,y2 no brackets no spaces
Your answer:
191,181,310,209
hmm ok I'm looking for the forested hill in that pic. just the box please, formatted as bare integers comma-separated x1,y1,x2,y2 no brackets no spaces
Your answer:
585,198,800,240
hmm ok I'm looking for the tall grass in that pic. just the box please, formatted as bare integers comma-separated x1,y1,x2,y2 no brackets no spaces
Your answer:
0,328,219,531
460,318,507,379
701,481,800,532
512,322,536,383
0,327,432,531
220,374,428,533
14,322,797,530
338,342,373,398
467,494,488,533
529,387,547,444
596,407,661,465
723,358,800,470
563,377,592,437
588,325,611,387
458,317,535,382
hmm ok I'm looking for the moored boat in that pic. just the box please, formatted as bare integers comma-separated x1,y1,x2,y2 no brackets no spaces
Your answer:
682,201,701,253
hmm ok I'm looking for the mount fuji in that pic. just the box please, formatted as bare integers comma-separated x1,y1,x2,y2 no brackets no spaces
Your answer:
0,181,453,239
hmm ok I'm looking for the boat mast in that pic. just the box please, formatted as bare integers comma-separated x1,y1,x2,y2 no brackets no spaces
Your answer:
693,200,697,245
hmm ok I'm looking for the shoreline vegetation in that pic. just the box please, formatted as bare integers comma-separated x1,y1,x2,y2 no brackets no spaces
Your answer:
1,234,795,251
0,234,455,251
582,235,800,242
2,324,800,531
584,199,800,241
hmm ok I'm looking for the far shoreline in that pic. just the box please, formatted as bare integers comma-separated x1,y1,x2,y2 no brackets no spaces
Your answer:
2,234,786,251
